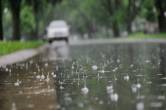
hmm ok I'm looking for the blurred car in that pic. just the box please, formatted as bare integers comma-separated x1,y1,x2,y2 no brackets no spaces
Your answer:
45,20,70,43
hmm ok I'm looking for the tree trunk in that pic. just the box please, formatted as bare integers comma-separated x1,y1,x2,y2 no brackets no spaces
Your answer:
112,21,120,37
10,0,21,40
127,22,132,33
155,0,166,32
126,0,133,33
33,0,39,39
34,15,39,38
0,0,3,40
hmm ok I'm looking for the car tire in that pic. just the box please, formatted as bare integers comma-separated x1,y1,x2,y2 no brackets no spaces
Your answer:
64,38,69,43
48,40,53,44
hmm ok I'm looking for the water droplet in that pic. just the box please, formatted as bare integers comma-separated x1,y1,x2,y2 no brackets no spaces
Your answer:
150,102,162,108
92,65,98,70
136,102,144,110
78,102,84,108
112,67,118,72
145,60,150,63
117,59,120,63
60,85,64,90
45,63,48,67
11,102,17,110
130,64,134,68
46,75,50,82
106,85,114,94
131,84,138,93
27,104,34,108
51,72,56,78
36,75,41,79
99,100,104,105
14,79,21,86
110,93,119,102
136,83,141,89
157,95,165,100
124,75,130,81
81,86,89,95
41,74,45,80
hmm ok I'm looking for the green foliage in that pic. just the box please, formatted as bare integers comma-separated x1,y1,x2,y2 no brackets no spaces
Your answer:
1,0,161,39
141,0,157,21
21,6,35,35
3,8,12,39
0,41,43,55
129,32,166,39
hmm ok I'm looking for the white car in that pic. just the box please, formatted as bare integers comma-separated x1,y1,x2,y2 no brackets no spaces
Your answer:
45,20,70,43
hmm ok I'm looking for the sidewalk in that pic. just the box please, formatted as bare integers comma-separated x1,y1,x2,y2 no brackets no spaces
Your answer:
0,44,48,67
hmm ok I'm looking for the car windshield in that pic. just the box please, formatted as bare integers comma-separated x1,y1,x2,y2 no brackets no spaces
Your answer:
49,21,67,28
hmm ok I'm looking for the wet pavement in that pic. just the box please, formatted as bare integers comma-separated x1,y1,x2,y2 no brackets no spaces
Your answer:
0,41,166,110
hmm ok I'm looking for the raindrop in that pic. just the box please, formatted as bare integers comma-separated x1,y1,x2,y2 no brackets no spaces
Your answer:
136,95,145,100
51,72,56,78
145,60,150,63
106,85,114,94
81,86,89,95
110,93,119,102
11,102,17,110
14,79,21,86
27,104,34,108
150,102,162,108
146,81,152,84
131,84,140,93
136,83,141,89
60,85,64,90
164,11,166,17
98,70,110,73
41,74,45,80
117,59,120,63
130,64,134,68
160,77,166,80
157,95,165,100
160,83,166,87
46,74,50,82
99,100,104,105
64,96,72,104
78,102,84,108
92,65,98,70
45,63,48,67
124,75,130,81
112,67,118,72
136,102,144,110
5,68,9,72
36,75,41,79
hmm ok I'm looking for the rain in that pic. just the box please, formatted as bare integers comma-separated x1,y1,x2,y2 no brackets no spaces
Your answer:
0,42,166,110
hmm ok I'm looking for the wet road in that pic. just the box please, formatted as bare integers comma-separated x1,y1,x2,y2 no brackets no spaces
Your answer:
0,41,166,110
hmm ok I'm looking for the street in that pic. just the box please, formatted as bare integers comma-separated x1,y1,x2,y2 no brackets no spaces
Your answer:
0,41,166,110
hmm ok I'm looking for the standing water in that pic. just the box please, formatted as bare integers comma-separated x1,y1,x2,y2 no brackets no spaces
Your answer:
0,42,166,110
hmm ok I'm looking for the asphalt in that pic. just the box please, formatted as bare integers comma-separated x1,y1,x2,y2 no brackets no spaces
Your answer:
1,38,166,67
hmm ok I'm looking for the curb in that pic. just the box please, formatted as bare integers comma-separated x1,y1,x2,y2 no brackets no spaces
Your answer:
0,44,48,67
70,38,166,46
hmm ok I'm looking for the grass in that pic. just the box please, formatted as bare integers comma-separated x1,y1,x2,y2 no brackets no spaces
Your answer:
0,41,44,56
128,32,166,39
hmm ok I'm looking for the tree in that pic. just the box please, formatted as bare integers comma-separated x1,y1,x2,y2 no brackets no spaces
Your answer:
155,0,166,32
21,0,62,39
126,0,139,33
9,0,22,40
0,0,3,40
95,0,123,37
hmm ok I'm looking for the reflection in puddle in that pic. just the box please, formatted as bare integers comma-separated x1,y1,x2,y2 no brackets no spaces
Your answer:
47,41,70,61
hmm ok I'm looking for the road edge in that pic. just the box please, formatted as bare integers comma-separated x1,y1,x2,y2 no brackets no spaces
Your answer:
0,44,48,67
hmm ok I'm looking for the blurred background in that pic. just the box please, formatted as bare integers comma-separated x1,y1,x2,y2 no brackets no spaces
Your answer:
0,0,165,41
